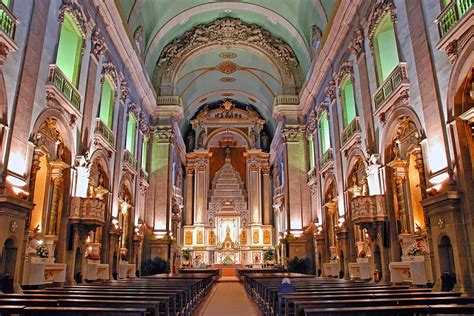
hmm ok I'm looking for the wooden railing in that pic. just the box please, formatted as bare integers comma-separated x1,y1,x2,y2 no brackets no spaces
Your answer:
320,148,333,169
0,2,17,39
47,65,81,109
342,117,361,145
436,0,473,38
95,118,115,147
123,149,137,169
374,63,408,110
307,167,318,183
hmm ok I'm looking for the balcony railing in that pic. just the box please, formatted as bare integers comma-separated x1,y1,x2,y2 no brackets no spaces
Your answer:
95,118,115,148
70,197,106,226
320,148,333,169
342,117,361,145
0,2,17,39
47,65,81,109
273,95,300,107
123,149,137,170
374,63,408,110
140,168,149,183
436,0,473,38
156,95,182,107
307,167,318,184
350,195,387,224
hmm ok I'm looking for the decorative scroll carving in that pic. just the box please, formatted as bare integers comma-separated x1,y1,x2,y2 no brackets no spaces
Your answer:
325,79,337,102
282,126,301,142
91,28,106,58
306,109,317,135
154,127,174,143
100,62,119,87
348,25,365,58
127,103,141,117
120,79,129,102
368,0,397,51
336,61,354,87
158,18,297,77
58,0,87,38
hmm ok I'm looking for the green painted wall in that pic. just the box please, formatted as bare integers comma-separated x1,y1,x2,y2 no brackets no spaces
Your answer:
99,77,115,128
56,13,82,86
142,137,149,170
320,111,330,154
341,76,356,128
2,0,11,7
374,14,399,83
308,136,315,169
126,114,137,154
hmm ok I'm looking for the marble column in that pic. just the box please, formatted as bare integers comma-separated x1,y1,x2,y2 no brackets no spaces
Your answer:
184,166,194,226
262,164,271,225
47,160,68,236
387,159,409,233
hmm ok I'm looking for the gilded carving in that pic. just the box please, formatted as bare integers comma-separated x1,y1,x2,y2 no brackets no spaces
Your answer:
240,230,247,244
253,229,259,244
185,231,193,245
217,61,238,74
209,231,216,245
158,18,297,77
219,52,237,59
263,230,271,244
220,77,236,82
197,230,204,244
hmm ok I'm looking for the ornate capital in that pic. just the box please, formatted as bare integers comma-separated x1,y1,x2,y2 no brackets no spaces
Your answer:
153,126,174,143
306,109,317,135
120,78,130,102
325,79,336,102
101,62,119,88
91,28,106,58
348,25,365,58
282,126,302,142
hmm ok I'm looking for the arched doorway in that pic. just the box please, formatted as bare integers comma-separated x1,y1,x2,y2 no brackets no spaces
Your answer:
438,236,455,274
2,238,17,276
74,247,82,284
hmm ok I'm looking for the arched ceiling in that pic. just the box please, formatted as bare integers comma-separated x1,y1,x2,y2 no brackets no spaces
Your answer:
118,1,338,132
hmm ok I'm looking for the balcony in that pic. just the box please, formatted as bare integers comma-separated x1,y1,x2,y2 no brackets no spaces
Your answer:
0,2,18,55
436,0,473,39
140,168,149,183
374,63,409,116
70,197,106,226
341,117,362,148
94,118,115,153
320,148,334,171
307,167,318,185
350,195,387,225
123,149,137,175
46,65,81,111
273,95,300,107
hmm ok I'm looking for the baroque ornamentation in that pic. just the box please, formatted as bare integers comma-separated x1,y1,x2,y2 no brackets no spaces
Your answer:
282,126,301,142
101,62,119,87
348,25,365,58
91,28,106,58
325,79,337,102
158,18,297,77
217,61,238,74
219,52,237,59
154,127,174,143
306,109,317,135
368,0,397,51
336,61,354,87
120,78,129,101
220,77,236,82
58,0,87,38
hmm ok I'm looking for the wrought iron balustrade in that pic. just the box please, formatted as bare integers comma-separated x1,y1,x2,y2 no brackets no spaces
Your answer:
0,2,17,39
95,118,115,148
47,65,81,109
374,63,408,110
436,0,473,38
320,148,333,169
342,117,361,145
123,149,137,170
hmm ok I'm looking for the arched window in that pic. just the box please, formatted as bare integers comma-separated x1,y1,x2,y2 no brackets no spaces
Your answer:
56,12,83,86
2,0,11,7
320,111,331,155
98,76,115,129
125,113,137,155
141,135,149,171
340,76,357,128
373,14,399,83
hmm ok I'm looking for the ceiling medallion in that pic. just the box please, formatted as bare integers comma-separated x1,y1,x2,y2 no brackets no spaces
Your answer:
217,61,238,74
220,77,236,83
199,97,208,102
219,52,237,59
222,93,234,96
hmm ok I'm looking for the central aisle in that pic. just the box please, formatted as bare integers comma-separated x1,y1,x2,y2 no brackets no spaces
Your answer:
199,280,262,316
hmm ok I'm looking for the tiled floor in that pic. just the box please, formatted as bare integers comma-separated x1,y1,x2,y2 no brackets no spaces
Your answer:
198,280,262,316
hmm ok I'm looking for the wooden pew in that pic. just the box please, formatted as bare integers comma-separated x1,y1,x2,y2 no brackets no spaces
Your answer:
302,304,474,315
23,306,147,316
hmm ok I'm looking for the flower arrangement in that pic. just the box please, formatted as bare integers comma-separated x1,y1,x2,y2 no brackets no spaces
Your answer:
330,254,337,261
36,244,49,258
358,250,367,258
222,256,234,265
182,249,191,261
86,253,100,261
407,242,421,256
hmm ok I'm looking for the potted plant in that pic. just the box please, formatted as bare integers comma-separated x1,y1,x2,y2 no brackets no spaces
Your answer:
263,249,275,265
36,244,49,259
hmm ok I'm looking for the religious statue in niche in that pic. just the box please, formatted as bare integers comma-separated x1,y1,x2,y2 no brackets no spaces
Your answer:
240,230,247,245
253,229,259,244
261,130,269,152
197,128,207,148
263,230,271,244
186,133,194,152
311,25,322,49
175,167,183,189
249,127,257,148
56,141,65,161
185,231,193,245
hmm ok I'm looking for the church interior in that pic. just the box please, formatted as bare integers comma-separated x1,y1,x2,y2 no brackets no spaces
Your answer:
0,0,473,315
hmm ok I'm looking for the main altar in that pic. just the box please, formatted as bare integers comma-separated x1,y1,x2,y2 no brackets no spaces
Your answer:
181,100,274,266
